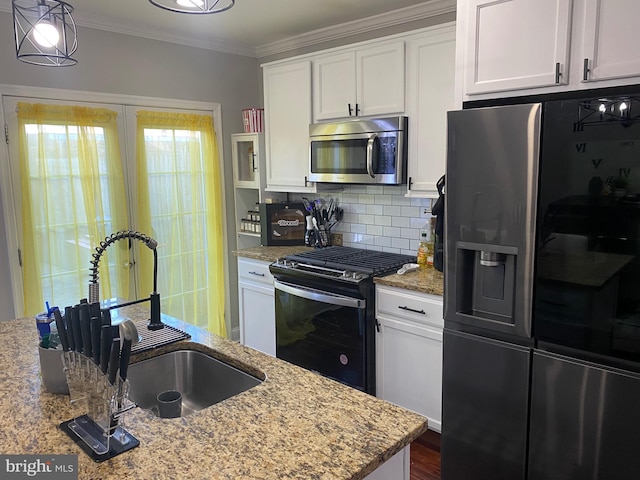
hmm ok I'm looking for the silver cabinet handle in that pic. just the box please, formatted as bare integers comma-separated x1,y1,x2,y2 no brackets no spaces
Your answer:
248,271,265,277
398,305,426,315
583,58,590,81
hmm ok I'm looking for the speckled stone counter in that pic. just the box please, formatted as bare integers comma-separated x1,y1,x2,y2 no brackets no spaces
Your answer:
0,307,427,479
233,245,312,263
374,267,444,296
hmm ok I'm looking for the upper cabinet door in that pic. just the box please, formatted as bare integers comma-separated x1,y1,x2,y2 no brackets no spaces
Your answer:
581,0,640,83
312,40,405,122
263,60,316,192
313,52,357,121
464,0,573,95
356,42,405,117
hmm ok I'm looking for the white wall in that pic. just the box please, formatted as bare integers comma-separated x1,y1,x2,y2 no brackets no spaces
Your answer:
0,11,261,326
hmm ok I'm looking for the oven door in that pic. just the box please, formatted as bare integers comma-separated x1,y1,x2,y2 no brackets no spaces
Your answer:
274,279,369,392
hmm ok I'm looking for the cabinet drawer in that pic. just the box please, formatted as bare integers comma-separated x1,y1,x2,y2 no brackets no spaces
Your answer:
376,285,443,329
237,257,274,285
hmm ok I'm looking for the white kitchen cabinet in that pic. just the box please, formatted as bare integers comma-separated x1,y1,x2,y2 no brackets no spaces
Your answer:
313,41,405,121
232,132,263,189
462,0,572,96
376,284,443,432
364,446,410,480
580,0,640,83
237,257,276,356
262,60,316,193
457,0,640,103
405,24,455,197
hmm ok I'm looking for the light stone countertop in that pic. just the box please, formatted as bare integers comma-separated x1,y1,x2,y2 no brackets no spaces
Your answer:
232,245,313,263
1,306,427,479
374,267,444,297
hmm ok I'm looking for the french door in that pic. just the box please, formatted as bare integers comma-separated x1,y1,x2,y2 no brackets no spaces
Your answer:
2,96,225,335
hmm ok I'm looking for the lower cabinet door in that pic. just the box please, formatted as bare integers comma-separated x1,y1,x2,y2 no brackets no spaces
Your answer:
238,280,276,356
376,315,442,432
364,446,409,480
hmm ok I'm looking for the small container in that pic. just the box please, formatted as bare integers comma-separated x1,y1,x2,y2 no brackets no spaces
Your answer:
36,312,52,340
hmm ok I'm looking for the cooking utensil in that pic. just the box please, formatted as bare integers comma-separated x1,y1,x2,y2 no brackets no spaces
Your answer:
79,303,92,358
53,308,70,352
90,316,102,365
70,305,83,353
99,325,119,375
119,337,132,382
107,338,120,385
64,306,75,351
101,308,112,327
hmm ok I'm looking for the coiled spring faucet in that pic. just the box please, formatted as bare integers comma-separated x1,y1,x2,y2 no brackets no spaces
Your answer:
89,230,164,330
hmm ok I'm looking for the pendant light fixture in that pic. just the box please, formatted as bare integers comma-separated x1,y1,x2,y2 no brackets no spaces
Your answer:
12,0,78,67
148,0,235,14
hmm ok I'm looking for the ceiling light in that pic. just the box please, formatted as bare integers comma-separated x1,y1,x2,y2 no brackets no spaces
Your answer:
148,0,235,14
12,0,78,67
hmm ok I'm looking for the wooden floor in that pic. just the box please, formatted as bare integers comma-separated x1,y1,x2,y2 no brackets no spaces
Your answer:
410,430,441,480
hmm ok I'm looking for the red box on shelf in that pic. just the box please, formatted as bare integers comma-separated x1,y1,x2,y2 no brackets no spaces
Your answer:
242,108,264,133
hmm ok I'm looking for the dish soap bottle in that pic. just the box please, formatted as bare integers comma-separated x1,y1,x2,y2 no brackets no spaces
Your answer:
416,220,434,268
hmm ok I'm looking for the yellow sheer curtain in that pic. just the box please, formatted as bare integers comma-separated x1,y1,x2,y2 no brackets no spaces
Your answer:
17,103,129,315
135,111,226,337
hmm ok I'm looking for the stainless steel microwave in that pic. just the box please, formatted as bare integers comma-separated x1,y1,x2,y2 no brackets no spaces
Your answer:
309,116,408,185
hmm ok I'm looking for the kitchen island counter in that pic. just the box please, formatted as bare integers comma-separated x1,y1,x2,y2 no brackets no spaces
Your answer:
0,309,427,479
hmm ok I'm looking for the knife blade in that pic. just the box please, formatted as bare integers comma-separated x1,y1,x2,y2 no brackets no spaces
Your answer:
90,316,102,365
53,308,70,352
79,303,92,358
107,337,121,385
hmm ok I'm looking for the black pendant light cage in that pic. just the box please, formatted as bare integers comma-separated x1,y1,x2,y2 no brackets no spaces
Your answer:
12,0,78,67
577,96,640,129
148,0,235,14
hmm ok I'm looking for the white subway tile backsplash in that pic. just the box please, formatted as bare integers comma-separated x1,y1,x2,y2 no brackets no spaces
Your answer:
315,188,436,258
392,216,410,228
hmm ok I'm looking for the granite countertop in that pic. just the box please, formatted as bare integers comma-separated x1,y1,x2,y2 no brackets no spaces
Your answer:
234,247,444,296
0,306,427,479
233,245,312,263
374,267,444,296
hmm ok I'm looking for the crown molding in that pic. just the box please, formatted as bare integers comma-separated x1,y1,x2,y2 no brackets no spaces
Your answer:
255,0,456,58
0,0,456,59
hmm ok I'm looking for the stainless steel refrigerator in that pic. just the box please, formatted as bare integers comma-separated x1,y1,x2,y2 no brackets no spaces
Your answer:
442,96,640,480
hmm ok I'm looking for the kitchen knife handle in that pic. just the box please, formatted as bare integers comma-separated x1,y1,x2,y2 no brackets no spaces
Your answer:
119,337,132,382
107,338,121,385
101,308,112,327
90,316,102,365
100,325,113,374
64,306,75,351
79,303,92,358
70,305,83,353
89,301,101,322
53,308,70,352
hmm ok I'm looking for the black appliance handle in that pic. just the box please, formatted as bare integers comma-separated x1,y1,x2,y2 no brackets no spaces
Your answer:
274,280,366,309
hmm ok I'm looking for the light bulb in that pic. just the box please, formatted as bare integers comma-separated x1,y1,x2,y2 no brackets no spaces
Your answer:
619,102,628,112
33,22,60,48
599,103,607,113
176,0,204,7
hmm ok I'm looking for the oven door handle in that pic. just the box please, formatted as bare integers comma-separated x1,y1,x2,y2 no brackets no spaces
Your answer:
274,280,366,309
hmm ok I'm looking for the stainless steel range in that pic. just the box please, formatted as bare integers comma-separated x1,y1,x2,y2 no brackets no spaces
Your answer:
270,246,416,394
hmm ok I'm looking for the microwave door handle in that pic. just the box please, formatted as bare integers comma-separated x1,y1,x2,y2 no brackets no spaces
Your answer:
274,280,366,309
366,134,377,178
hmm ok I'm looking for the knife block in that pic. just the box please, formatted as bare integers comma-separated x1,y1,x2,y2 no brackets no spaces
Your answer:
60,352,139,462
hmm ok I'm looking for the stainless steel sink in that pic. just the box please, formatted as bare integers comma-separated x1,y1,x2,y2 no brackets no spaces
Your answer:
127,349,262,417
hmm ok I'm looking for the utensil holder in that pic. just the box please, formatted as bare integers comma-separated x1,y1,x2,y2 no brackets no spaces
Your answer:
60,352,139,462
